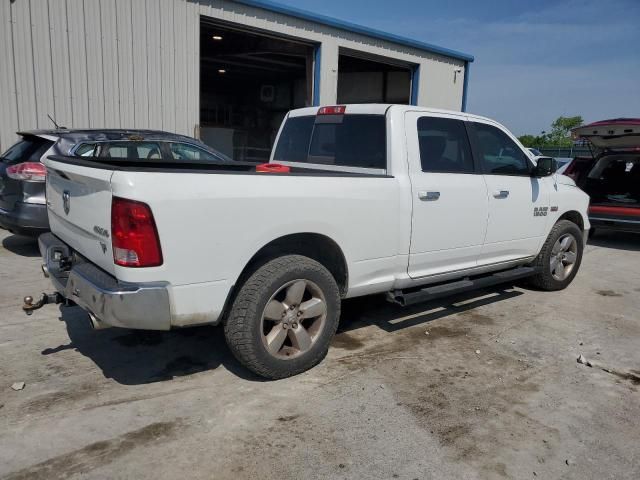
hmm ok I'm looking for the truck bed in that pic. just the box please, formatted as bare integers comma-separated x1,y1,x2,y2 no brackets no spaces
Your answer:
42,152,403,327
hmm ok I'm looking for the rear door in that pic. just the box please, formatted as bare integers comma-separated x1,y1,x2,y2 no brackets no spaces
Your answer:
45,157,116,274
405,112,489,278
468,121,551,264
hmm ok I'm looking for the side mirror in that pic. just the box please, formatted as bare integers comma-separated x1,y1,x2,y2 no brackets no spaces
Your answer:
532,157,557,177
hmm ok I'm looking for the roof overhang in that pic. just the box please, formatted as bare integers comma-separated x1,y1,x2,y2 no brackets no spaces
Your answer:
230,0,474,63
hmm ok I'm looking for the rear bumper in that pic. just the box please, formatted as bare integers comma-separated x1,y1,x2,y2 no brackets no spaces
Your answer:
39,232,172,330
0,201,49,236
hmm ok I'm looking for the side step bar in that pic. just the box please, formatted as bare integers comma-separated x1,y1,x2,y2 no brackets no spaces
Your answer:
387,266,539,307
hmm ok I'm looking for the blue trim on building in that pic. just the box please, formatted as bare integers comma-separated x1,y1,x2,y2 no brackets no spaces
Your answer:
410,65,420,106
313,45,321,106
230,0,474,63
461,61,470,112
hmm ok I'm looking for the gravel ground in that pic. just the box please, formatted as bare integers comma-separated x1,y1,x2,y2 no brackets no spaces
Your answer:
1,228,639,480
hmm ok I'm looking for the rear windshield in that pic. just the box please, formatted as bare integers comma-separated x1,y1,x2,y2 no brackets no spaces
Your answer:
273,114,387,170
1,136,53,164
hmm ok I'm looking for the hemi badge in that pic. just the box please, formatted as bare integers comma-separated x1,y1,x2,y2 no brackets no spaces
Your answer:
550,206,559,212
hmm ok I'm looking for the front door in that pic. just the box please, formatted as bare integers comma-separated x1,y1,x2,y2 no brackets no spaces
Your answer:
467,121,551,264
406,112,489,278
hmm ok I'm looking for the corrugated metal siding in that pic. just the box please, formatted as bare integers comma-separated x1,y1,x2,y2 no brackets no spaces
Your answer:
11,2,38,134
48,0,73,131
185,0,200,138
100,0,120,127
0,1,19,152
0,0,465,152
0,0,199,151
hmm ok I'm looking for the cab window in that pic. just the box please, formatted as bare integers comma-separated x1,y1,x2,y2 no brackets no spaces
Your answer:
471,123,530,175
274,114,386,170
417,117,474,173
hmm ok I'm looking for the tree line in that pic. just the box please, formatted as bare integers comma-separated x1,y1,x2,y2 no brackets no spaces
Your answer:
518,116,583,148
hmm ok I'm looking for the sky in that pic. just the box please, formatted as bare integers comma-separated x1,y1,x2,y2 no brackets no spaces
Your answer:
277,0,640,136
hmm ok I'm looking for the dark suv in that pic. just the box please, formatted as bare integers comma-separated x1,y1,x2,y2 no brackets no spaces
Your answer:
0,129,230,236
566,119,640,235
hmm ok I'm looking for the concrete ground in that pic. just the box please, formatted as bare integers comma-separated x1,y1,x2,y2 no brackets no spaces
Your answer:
1,228,639,480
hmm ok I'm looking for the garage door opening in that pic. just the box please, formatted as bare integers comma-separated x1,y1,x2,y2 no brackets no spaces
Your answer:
338,53,413,104
200,19,316,162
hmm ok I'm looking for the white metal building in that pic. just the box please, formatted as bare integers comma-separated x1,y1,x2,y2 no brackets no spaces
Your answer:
0,0,473,161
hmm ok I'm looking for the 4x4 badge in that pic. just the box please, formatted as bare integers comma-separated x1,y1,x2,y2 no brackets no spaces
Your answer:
62,190,70,215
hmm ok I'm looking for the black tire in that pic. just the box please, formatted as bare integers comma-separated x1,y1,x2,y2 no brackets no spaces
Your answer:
588,228,596,239
529,220,584,291
224,255,341,379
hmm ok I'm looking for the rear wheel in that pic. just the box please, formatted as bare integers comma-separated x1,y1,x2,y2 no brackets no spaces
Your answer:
529,220,584,291
224,255,340,379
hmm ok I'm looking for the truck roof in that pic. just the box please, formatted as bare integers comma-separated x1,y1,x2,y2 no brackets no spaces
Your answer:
288,104,497,125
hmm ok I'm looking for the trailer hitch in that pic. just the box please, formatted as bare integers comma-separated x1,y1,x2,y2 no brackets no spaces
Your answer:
22,292,64,315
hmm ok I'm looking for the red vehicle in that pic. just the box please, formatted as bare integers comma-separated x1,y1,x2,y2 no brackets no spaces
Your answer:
565,119,640,236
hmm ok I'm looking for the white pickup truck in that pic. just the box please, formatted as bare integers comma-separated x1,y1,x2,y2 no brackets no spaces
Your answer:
28,104,589,379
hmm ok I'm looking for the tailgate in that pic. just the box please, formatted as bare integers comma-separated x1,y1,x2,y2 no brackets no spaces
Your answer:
572,119,640,149
44,157,116,274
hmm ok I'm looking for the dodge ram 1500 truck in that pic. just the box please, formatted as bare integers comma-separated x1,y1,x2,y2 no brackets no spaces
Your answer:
27,104,590,379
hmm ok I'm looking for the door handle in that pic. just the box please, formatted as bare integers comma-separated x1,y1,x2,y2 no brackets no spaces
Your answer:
493,190,509,199
418,191,440,201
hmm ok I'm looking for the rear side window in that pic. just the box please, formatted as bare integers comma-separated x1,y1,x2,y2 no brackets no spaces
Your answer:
1,136,53,164
274,115,387,170
471,123,530,175
417,117,474,173
102,142,162,160
168,142,223,162
74,143,98,157
273,116,315,163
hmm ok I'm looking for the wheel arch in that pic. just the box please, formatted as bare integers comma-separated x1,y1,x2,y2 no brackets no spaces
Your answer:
234,232,349,298
558,210,585,231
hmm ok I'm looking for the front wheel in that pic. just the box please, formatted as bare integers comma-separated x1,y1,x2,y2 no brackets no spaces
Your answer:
224,255,341,379
529,220,584,291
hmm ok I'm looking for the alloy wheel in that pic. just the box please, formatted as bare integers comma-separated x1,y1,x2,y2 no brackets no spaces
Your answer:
550,233,578,281
260,279,327,359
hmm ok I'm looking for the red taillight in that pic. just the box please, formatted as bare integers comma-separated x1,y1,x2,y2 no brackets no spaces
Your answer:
6,162,47,182
256,163,291,173
317,105,346,115
111,197,162,268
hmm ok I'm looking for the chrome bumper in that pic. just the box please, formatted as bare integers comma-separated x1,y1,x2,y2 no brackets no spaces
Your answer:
38,233,171,330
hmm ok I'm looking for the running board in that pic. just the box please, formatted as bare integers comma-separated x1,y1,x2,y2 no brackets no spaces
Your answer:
387,266,539,307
